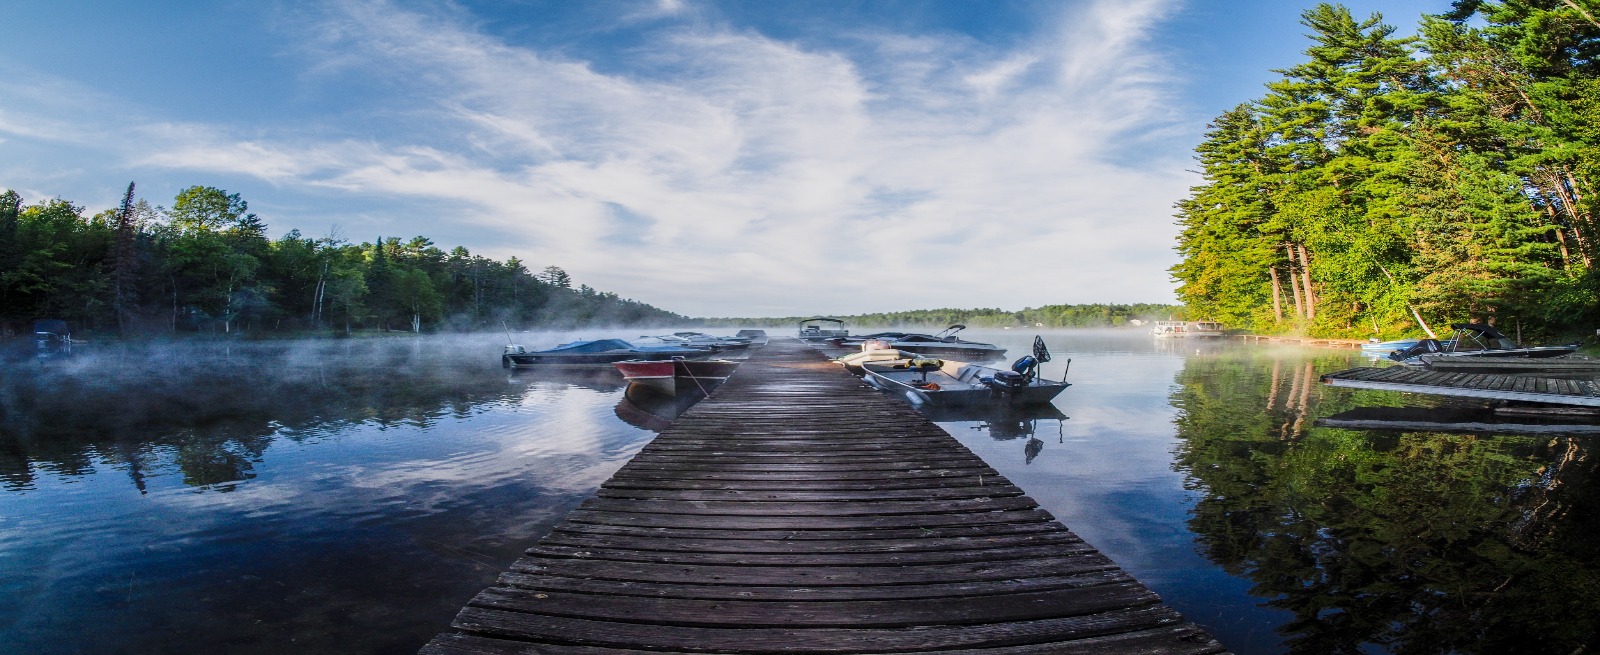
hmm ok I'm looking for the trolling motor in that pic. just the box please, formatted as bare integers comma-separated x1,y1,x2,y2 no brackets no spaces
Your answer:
985,336,1053,389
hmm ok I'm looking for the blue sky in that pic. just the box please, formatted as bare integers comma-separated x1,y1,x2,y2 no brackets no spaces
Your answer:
1,0,1452,317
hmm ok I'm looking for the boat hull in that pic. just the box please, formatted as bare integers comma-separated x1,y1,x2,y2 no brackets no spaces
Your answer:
890,343,1006,363
860,359,1068,408
614,359,740,395
505,349,705,369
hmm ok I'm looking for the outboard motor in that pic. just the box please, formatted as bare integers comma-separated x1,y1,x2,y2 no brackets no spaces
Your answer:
987,355,1038,388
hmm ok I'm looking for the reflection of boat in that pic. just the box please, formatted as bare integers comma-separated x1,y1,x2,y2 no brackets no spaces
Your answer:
918,402,1067,437
613,358,740,396
502,339,708,369
1317,406,1600,435
797,317,848,341
1151,320,1225,338
612,383,720,431
860,336,1068,407
1389,324,1578,363
506,366,628,392
916,403,1067,464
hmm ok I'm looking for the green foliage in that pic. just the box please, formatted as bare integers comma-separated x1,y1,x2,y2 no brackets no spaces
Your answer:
704,303,1184,329
1174,2,1600,339
1171,349,1600,653
0,187,685,336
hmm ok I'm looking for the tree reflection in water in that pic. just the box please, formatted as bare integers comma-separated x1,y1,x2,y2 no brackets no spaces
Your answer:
0,337,531,493
1170,350,1600,654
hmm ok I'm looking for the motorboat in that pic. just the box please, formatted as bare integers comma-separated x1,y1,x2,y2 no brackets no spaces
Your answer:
634,334,746,354
832,325,1005,362
668,331,754,351
860,336,1068,407
501,339,709,369
1151,320,1225,338
797,317,849,341
835,348,920,375
883,325,1006,362
1388,323,1579,364
1361,338,1421,355
613,358,740,396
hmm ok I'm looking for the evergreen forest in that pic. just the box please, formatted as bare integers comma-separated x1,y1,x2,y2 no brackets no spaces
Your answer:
0,184,685,337
1172,1,1600,340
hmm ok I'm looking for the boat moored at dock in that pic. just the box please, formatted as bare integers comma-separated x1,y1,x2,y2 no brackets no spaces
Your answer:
859,336,1068,407
613,357,740,396
1387,323,1578,363
502,339,709,369
797,317,849,341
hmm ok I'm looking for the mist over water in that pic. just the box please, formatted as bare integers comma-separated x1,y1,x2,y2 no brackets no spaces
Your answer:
0,331,670,654
2,328,1597,654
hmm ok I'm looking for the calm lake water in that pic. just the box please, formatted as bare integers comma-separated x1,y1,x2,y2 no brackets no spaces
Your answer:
2,329,1597,654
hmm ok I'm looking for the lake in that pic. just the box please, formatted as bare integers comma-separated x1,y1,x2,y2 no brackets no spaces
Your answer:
2,329,1596,654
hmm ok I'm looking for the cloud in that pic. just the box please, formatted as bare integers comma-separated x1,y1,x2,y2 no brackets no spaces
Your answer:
3,0,1192,315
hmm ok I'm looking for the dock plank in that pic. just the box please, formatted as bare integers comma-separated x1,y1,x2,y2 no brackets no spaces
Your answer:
1322,364,1600,407
423,339,1227,654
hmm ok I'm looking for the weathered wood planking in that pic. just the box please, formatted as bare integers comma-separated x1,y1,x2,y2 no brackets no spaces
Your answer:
1322,366,1600,407
421,339,1227,655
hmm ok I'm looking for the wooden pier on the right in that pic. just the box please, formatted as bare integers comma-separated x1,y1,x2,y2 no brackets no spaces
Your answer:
1322,365,1600,407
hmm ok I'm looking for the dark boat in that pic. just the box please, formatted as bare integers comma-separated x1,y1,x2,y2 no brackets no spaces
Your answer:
884,325,1006,362
1388,323,1579,363
834,325,1005,362
860,336,1067,408
501,339,708,369
613,358,740,395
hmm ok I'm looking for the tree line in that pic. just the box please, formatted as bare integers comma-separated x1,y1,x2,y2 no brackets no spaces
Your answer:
706,303,1185,329
0,184,685,337
1172,2,1600,340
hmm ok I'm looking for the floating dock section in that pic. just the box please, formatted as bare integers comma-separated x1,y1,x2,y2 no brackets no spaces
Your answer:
1322,366,1600,407
423,339,1226,654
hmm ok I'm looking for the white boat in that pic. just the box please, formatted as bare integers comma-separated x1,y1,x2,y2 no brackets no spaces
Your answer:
1151,321,1225,338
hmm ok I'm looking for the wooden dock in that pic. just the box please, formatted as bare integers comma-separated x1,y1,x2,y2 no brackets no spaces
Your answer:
422,339,1227,654
1236,334,1366,349
1322,366,1600,407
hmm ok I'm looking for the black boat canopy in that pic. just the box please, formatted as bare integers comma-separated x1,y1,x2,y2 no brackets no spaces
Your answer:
1450,323,1509,340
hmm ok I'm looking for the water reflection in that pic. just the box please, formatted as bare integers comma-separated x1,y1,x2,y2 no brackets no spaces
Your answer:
509,366,629,393
1170,349,1600,654
0,334,660,654
612,382,721,432
919,403,1068,465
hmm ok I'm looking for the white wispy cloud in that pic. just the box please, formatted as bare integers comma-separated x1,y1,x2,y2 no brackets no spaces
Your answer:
1,0,1192,316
